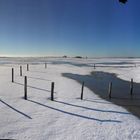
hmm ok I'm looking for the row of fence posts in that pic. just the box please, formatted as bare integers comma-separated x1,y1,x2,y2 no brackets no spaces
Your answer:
12,64,29,81
80,80,134,100
93,64,136,69
12,63,47,80
12,63,48,80
23,76,54,101
11,63,53,101
12,64,134,101
108,79,134,99
26,63,47,71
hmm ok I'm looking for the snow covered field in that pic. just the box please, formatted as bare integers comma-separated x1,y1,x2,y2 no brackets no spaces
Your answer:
0,57,140,140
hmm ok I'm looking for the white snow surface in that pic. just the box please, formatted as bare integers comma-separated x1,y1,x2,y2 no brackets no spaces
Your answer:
0,57,140,140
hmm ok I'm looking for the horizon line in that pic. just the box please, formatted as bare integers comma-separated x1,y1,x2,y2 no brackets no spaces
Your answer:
0,56,140,59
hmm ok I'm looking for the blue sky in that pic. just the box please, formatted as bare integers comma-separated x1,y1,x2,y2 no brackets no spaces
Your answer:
0,0,140,57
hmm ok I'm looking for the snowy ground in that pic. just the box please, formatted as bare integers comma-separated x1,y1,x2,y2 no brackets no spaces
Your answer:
0,57,140,140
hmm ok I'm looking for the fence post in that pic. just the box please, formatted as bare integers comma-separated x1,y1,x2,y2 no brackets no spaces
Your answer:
130,78,133,96
51,82,54,101
108,82,112,99
45,63,47,69
20,66,22,76
94,64,96,69
27,64,29,71
81,82,84,100
12,68,14,83
24,76,27,100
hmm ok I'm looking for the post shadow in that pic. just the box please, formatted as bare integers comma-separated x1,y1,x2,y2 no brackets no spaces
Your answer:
14,82,52,93
0,99,32,119
27,76,51,81
54,100,130,115
28,70,48,74
27,99,121,123
85,98,140,107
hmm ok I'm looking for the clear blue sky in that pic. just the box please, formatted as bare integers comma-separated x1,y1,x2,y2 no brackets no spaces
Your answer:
0,0,140,57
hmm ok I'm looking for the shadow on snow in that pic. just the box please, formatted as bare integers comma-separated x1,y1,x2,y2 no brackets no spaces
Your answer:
14,82,53,93
62,72,140,119
27,99,121,123
0,99,32,119
54,100,131,115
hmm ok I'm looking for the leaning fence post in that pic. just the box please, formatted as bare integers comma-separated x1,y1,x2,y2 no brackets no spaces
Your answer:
24,76,27,100
12,68,14,82
20,66,22,76
27,64,29,71
130,78,133,96
51,82,54,101
45,63,47,69
108,82,112,99
81,82,84,100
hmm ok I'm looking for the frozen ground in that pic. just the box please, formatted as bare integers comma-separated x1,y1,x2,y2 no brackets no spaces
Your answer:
0,57,140,140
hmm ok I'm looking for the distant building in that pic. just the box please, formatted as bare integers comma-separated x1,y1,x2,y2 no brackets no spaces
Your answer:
63,55,67,58
75,56,82,59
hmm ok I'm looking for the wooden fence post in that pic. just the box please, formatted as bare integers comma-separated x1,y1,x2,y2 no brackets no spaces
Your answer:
12,68,14,83
130,78,133,96
108,82,112,99
51,82,54,101
27,64,29,71
81,82,84,100
94,64,96,69
24,76,27,100
20,66,22,76
45,63,47,69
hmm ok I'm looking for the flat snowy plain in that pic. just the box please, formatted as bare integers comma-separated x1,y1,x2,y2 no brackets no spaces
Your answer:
0,57,140,140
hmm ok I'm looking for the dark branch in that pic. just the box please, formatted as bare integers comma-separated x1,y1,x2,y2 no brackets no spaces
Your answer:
119,0,127,4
